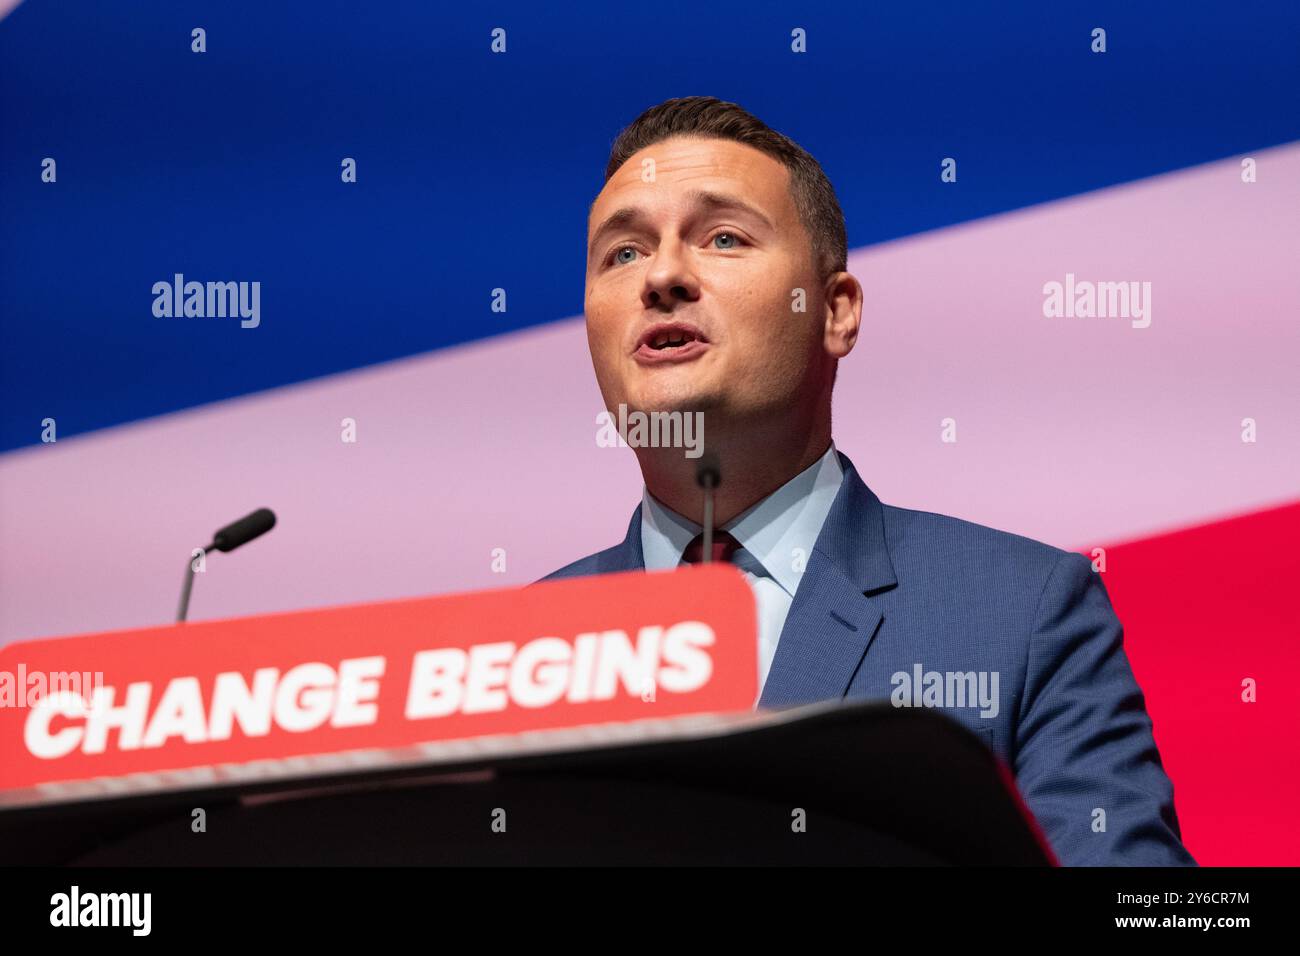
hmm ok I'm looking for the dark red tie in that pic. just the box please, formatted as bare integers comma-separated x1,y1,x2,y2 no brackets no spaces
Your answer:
681,530,742,565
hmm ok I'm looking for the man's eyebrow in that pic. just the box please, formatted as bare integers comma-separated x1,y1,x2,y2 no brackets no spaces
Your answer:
587,189,776,256
681,189,775,231
588,207,648,255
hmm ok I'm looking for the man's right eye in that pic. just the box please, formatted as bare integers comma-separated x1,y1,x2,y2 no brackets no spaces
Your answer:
611,246,639,266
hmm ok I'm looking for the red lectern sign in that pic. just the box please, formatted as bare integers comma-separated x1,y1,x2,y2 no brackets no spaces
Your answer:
0,566,757,807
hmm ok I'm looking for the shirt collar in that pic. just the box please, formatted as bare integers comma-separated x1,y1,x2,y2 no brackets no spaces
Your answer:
640,443,845,598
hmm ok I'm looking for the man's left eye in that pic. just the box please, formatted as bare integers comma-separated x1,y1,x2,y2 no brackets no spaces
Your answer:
712,232,742,250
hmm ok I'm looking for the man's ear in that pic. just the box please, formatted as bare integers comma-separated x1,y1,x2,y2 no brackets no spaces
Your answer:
822,271,863,359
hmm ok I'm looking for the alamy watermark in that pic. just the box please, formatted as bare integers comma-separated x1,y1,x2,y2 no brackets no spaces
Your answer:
0,665,104,709
152,273,260,328
1042,272,1151,329
50,886,151,936
596,403,704,459
890,664,1000,718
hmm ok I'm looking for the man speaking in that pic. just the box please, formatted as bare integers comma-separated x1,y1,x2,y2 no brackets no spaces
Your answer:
545,96,1194,866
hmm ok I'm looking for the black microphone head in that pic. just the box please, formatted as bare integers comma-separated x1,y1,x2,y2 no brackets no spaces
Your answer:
211,508,276,553
694,453,721,491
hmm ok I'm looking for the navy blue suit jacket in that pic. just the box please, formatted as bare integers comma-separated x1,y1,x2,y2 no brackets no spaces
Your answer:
543,451,1195,866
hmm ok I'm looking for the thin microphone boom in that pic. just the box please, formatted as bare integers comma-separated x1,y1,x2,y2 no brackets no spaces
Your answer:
695,456,721,564
177,508,277,623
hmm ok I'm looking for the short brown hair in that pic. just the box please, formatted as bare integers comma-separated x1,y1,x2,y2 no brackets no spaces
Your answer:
603,96,848,279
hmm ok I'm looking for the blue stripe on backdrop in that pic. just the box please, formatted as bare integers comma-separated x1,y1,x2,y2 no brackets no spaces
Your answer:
2,0,1297,451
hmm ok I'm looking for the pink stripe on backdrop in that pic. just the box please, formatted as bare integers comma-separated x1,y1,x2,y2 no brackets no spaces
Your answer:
2,144,1297,645
839,142,1300,550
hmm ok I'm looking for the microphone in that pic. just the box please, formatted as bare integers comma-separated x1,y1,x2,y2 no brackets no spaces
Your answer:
211,508,277,553
694,455,721,564
177,508,277,623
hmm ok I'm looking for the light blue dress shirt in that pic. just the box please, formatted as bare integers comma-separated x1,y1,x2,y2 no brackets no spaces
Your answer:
640,443,846,704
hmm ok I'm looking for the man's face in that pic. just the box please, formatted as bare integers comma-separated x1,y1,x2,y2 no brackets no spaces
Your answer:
584,136,830,425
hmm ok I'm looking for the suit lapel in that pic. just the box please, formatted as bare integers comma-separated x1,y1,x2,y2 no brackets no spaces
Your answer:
757,453,898,709
602,456,897,708
594,503,645,574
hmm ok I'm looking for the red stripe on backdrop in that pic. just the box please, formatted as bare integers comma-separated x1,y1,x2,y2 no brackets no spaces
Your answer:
1083,500,1300,866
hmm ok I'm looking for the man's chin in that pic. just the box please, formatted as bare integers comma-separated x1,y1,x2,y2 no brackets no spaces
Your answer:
621,389,723,417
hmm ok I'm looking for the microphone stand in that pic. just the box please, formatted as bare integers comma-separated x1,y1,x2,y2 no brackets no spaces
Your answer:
177,541,216,624
696,460,720,564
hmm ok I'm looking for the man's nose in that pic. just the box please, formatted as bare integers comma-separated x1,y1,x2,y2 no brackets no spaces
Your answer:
641,239,700,310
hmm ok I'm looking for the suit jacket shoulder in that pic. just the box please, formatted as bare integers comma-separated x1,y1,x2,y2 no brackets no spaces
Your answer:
536,454,1195,866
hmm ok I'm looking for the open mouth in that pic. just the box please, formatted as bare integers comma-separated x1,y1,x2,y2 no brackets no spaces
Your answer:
651,329,696,350
634,324,709,364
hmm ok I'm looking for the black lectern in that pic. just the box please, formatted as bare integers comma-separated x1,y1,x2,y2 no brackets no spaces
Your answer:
0,701,1054,865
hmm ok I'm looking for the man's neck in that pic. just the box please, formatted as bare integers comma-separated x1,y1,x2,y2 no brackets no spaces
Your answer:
636,414,833,527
